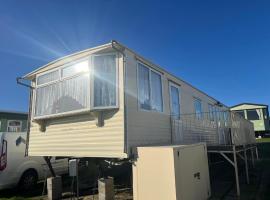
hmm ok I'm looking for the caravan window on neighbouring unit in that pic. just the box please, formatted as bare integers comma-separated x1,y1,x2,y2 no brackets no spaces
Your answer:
235,110,245,119
247,109,261,120
194,98,203,119
7,120,22,132
34,53,118,119
138,62,163,112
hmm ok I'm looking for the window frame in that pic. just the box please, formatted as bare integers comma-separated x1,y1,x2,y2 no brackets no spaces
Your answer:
194,97,203,120
169,81,181,119
235,110,245,119
33,53,119,120
137,61,164,113
246,109,261,121
32,53,119,120
90,53,119,110
7,120,22,132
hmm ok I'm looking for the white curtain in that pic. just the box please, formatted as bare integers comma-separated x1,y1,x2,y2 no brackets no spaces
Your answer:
194,99,202,119
256,109,261,120
60,75,89,113
35,74,89,117
93,55,117,107
151,71,163,112
170,85,180,118
35,82,61,116
138,63,151,110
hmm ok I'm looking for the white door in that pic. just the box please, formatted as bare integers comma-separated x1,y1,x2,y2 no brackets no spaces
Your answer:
169,82,182,143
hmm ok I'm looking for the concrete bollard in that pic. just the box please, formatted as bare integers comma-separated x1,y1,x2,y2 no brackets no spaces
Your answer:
98,177,114,200
47,176,62,200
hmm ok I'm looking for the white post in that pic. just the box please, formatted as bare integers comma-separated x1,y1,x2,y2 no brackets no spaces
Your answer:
251,148,255,168
76,159,79,199
233,145,240,196
244,148,249,184
255,146,259,160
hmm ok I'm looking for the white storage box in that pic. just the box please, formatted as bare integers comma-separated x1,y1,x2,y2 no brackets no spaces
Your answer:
132,143,211,200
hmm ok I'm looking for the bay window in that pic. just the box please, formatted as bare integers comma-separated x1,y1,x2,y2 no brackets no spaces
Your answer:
138,63,163,112
34,53,118,119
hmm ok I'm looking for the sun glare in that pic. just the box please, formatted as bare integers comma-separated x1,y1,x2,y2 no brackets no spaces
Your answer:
74,60,89,73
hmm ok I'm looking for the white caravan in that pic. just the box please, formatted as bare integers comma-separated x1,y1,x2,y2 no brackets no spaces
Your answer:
0,132,68,190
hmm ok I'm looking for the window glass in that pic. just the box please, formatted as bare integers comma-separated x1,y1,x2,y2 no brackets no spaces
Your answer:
194,99,202,119
247,109,261,120
93,54,117,108
150,71,163,112
170,85,180,118
7,120,22,132
35,73,90,117
37,70,59,85
35,82,61,116
138,63,151,110
60,75,90,112
138,63,163,112
62,60,89,78
235,110,245,118
208,104,215,121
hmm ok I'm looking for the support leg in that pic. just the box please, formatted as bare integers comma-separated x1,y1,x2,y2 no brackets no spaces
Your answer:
244,148,249,184
43,156,56,177
255,146,259,160
76,159,79,200
233,145,240,196
251,148,255,168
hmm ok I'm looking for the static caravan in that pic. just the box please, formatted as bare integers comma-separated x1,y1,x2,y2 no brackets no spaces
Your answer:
21,41,255,159
231,103,270,135
0,110,28,133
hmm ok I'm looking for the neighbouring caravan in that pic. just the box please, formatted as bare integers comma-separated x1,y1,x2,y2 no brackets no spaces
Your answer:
21,41,255,158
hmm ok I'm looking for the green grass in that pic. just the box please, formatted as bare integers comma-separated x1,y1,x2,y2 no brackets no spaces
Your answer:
256,137,270,143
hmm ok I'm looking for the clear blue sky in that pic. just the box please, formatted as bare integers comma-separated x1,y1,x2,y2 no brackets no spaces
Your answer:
0,0,269,112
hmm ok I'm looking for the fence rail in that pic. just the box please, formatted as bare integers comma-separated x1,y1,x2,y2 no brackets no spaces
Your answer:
171,111,256,146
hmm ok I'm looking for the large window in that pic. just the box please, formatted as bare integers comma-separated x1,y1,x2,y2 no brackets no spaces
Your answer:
138,63,163,112
194,98,202,119
247,109,261,120
7,120,22,132
34,54,118,119
92,54,117,108
170,83,181,119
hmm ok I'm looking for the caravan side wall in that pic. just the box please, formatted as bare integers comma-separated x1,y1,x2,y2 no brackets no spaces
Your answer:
28,51,126,158
125,49,225,154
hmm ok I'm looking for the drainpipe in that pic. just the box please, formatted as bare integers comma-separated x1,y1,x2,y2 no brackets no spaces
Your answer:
111,40,128,155
16,77,33,157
